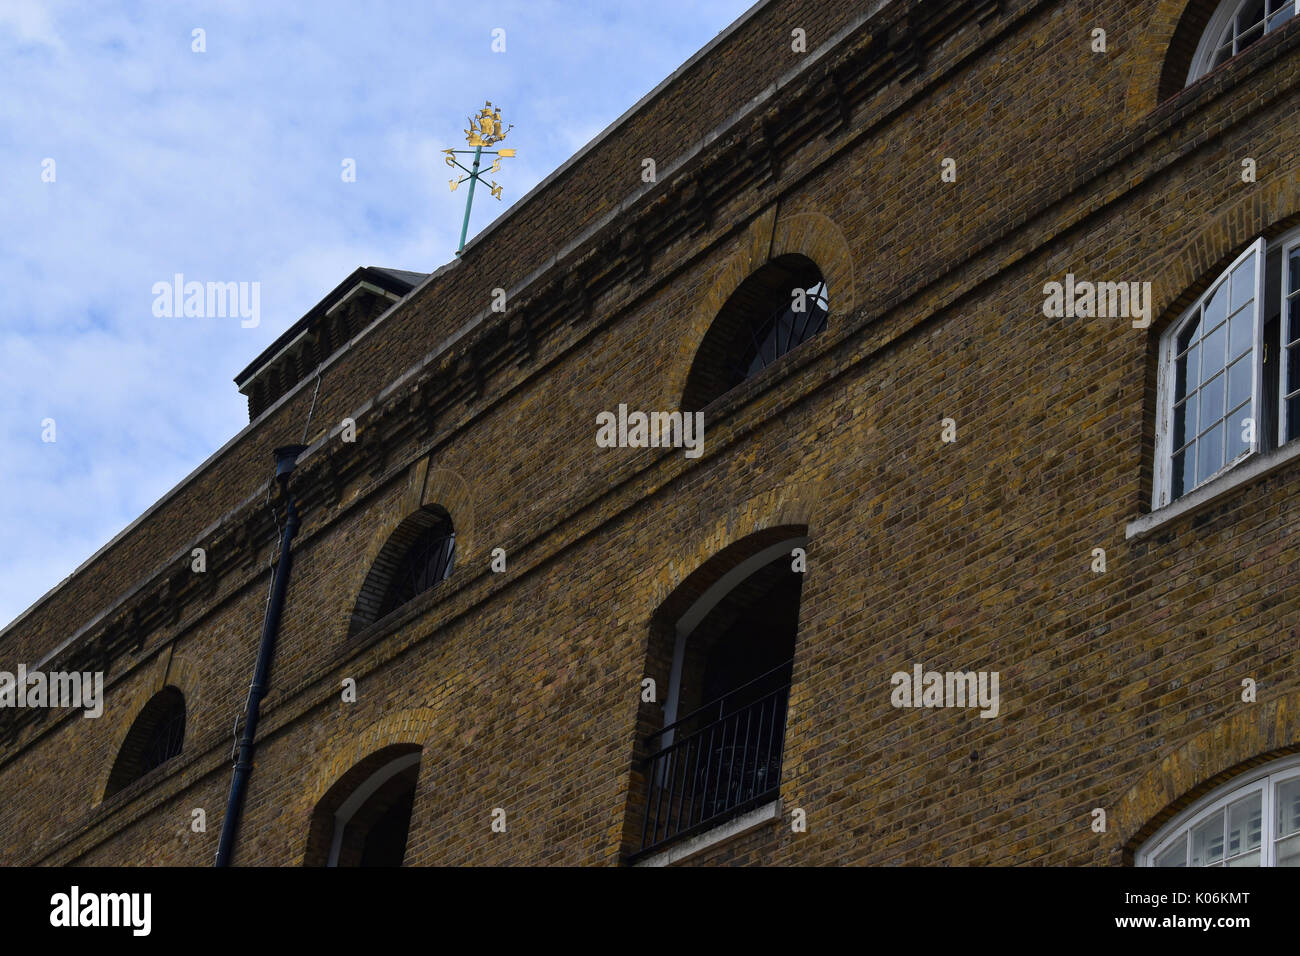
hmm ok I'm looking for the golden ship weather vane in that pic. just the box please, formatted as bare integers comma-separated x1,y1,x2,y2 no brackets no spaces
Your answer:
444,100,516,255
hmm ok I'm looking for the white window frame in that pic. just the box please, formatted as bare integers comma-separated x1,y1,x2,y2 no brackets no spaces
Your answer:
1138,753,1300,866
1154,238,1265,508
1281,234,1300,443
1187,0,1300,85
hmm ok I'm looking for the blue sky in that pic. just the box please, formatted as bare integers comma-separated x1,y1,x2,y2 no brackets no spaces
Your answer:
0,0,756,629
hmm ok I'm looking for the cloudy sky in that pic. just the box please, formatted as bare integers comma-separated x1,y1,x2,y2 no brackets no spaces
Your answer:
0,0,756,629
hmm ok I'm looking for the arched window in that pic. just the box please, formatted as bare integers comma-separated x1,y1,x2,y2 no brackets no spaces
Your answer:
303,745,422,867
683,255,829,411
1153,225,1300,507
349,506,456,636
1188,0,1295,84
1139,753,1300,866
627,530,807,860
104,687,185,798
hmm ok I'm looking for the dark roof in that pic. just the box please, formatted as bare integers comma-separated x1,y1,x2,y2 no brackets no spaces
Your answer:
232,265,428,388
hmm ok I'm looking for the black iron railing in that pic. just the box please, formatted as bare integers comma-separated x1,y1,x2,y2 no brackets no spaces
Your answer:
635,662,791,857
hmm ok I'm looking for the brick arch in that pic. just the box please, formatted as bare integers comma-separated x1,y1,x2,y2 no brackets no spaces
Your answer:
1113,690,1300,864
285,707,441,865
667,205,854,409
91,650,204,808
1146,168,1300,338
645,480,824,620
342,459,476,639
1122,0,1222,121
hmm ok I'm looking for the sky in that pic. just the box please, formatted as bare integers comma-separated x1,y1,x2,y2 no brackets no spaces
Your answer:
0,0,758,630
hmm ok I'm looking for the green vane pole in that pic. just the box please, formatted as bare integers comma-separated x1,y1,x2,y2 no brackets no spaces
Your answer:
457,146,483,255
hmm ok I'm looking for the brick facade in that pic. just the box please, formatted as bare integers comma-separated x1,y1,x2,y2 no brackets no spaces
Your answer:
2,0,1299,866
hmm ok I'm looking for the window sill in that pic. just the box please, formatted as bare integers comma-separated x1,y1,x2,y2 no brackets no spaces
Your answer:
1126,439,1300,540
632,799,782,867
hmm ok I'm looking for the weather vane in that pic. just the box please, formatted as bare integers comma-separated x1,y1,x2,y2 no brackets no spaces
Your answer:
444,101,516,255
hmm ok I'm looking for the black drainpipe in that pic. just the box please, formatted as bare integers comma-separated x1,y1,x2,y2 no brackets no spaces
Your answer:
215,444,306,867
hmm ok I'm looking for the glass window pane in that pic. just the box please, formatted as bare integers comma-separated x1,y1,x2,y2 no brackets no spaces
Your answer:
1200,373,1226,430
1228,356,1253,410
1181,343,1201,396
1230,313,1254,359
1231,255,1257,310
1287,344,1300,399
1203,321,1228,375
1173,447,1191,499
1277,833,1300,867
1154,834,1187,867
1277,778,1300,839
1175,395,1197,450
1288,249,1300,305
1239,0,1266,28
1206,281,1229,329
1226,404,1252,461
1269,4,1294,31
1289,394,1300,444
1191,812,1226,866
1226,792,1262,859
1198,421,1224,480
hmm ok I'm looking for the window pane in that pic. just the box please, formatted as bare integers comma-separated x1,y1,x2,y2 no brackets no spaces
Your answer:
1227,356,1253,411
1230,312,1254,359
1226,404,1251,461
1239,0,1266,29
1231,254,1257,310
1154,834,1187,867
1277,777,1300,839
1172,447,1192,499
1200,373,1226,430
1287,344,1300,398
1191,812,1226,866
1226,792,1262,860
1179,344,1201,397
1277,833,1300,867
1203,321,1228,375
1206,282,1229,329
1198,421,1224,478
1290,394,1300,443
1269,3,1294,30
1175,395,1197,450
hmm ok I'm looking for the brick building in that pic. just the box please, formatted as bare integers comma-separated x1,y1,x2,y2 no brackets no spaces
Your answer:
3,0,1300,867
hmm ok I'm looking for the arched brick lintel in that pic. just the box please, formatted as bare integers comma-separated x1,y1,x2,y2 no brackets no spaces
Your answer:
341,460,476,639
667,204,855,409
1147,167,1300,338
1113,691,1300,863
285,707,441,865
645,480,824,625
1122,0,1222,122
91,651,204,808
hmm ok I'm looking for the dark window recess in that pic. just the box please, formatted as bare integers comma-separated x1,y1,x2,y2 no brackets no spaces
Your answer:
104,687,186,797
729,281,828,389
379,520,456,619
358,779,417,867
635,556,801,858
682,254,829,411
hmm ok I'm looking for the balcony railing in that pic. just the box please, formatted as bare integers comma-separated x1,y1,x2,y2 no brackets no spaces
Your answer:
634,662,791,858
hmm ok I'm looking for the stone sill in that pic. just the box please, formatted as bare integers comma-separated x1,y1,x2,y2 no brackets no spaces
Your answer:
1126,439,1300,540
633,799,782,867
